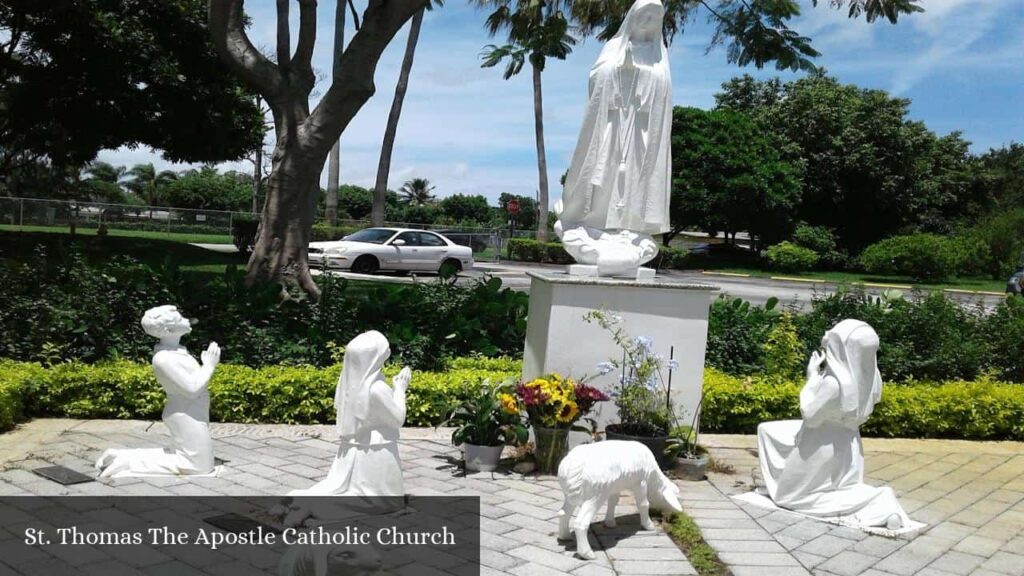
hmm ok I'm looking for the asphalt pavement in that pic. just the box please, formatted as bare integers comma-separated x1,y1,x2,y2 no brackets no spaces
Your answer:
191,244,1007,310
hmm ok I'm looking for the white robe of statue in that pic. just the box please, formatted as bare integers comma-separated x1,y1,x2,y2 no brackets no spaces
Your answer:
289,330,410,496
555,0,672,277
95,305,218,478
757,319,910,529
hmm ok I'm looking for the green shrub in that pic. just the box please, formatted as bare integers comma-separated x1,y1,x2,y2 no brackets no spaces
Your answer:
311,224,360,242
506,238,573,264
10,359,520,428
230,214,259,254
0,248,529,371
702,369,1024,441
762,313,803,381
0,360,35,431
969,209,1024,279
652,245,689,270
980,296,1024,382
765,241,819,273
706,296,781,375
858,234,960,282
791,224,836,255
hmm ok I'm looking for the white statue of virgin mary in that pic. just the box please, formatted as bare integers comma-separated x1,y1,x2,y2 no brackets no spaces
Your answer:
555,0,671,278
289,330,410,497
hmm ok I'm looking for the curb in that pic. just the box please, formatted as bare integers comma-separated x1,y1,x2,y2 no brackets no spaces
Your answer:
701,271,751,278
943,288,1007,297
770,276,826,284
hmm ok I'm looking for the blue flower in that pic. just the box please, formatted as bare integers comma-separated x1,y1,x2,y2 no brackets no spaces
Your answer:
633,336,653,351
596,361,616,376
668,359,679,371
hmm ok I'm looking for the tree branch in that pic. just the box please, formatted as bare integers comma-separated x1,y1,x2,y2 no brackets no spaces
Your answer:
304,0,427,154
276,0,291,71
348,0,362,30
208,0,283,98
294,0,318,72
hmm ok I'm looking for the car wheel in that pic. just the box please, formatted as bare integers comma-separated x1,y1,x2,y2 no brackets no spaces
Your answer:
351,255,380,275
439,258,462,278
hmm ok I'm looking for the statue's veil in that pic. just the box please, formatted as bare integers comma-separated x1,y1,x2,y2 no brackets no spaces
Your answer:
335,330,391,436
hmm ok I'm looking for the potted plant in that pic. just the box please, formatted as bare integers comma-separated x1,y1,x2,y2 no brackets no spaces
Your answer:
444,380,527,472
586,310,678,469
515,373,608,474
665,403,709,480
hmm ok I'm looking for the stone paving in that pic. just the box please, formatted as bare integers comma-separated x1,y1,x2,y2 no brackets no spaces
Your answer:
697,434,1024,576
0,420,694,576
1,420,1022,575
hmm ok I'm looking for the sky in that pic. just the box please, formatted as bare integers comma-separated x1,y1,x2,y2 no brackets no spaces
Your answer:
97,0,1024,207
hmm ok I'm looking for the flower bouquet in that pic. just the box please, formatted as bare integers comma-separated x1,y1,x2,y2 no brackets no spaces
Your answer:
512,373,608,474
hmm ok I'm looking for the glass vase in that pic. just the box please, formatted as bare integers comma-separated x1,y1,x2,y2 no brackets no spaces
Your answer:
532,425,569,475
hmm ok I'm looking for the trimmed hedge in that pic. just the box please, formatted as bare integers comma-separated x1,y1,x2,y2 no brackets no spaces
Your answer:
506,238,574,265
3,358,1023,441
1,358,519,430
765,241,819,273
507,238,691,270
701,369,1024,441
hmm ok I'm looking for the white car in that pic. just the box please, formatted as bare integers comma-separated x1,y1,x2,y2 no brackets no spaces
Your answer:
308,227,474,276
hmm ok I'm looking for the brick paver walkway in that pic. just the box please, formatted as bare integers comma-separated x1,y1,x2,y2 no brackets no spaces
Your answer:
2,420,1021,575
696,434,1024,576
0,420,694,576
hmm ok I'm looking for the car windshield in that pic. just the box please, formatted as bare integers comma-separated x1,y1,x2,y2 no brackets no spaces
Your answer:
344,228,397,244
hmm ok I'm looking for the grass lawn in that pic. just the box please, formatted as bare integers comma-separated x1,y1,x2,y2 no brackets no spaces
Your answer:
709,266,1007,294
0,223,233,244
0,231,247,273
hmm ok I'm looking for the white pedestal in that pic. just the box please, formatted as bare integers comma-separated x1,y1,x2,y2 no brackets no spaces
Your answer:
522,272,719,434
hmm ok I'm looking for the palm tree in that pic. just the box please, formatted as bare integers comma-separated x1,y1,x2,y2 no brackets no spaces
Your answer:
478,0,574,242
399,178,436,205
124,163,177,214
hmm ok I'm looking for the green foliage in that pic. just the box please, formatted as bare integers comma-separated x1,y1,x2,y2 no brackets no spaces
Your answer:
706,295,780,376
979,296,1024,382
499,193,538,230
762,313,803,381
663,512,728,576
716,74,976,252
858,234,962,282
163,166,252,212
702,368,1024,441
765,241,819,273
506,238,574,265
969,209,1024,279
440,194,493,225
310,223,361,242
444,379,527,447
670,106,801,248
230,214,259,254
791,223,836,254
3,358,520,427
652,245,690,270
0,0,264,168
0,244,529,371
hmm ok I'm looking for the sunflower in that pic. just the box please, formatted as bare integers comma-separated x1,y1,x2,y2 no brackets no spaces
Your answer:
555,400,579,424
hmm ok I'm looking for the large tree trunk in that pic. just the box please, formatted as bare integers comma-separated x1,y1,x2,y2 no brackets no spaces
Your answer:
532,63,549,242
208,0,426,299
372,8,424,227
249,139,322,297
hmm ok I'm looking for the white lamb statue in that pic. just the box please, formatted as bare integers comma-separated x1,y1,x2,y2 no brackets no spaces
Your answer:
557,440,683,559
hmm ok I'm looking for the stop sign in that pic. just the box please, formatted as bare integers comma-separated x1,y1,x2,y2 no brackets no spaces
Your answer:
507,199,520,215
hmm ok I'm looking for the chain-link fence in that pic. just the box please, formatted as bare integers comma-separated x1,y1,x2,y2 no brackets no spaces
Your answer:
0,196,245,240
0,196,542,261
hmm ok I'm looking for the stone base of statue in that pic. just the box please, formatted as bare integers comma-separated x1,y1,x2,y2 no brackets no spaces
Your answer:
566,264,656,282
522,271,718,435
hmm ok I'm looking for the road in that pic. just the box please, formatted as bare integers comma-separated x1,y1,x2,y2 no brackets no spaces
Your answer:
192,244,1007,309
